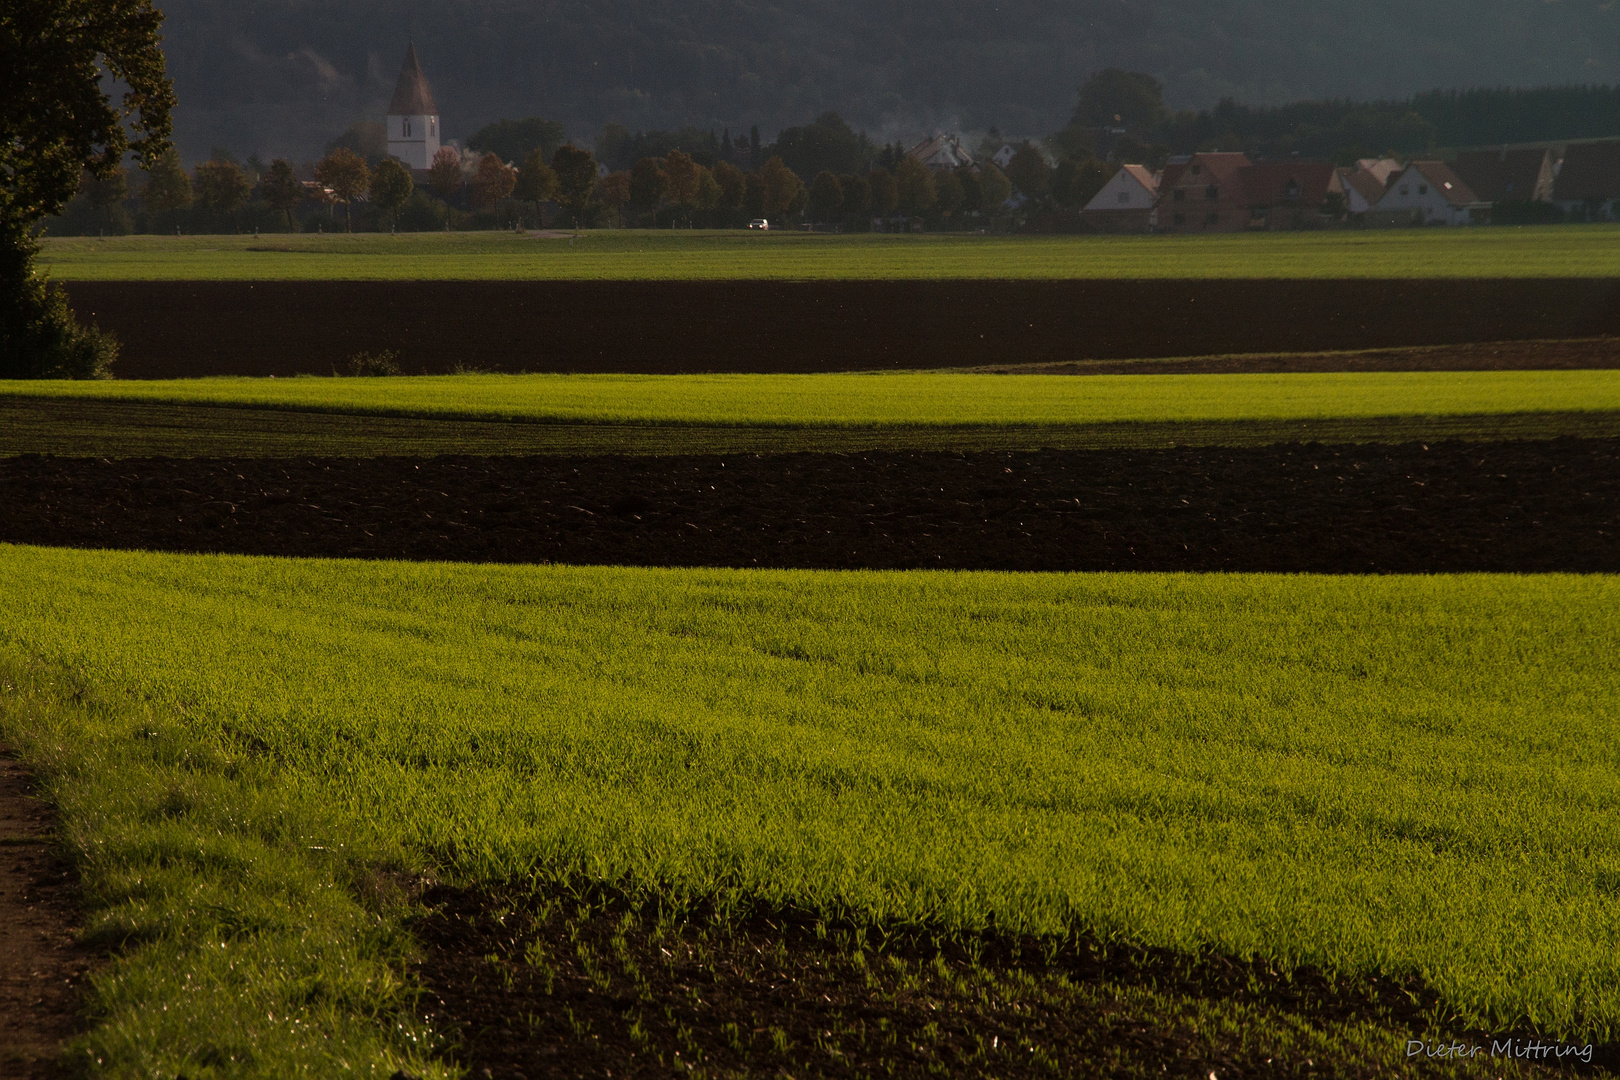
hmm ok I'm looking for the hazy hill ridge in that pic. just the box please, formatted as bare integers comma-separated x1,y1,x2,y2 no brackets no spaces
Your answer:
157,0,1620,160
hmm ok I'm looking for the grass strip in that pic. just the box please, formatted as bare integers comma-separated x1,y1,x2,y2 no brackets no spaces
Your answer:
3,396,1619,458
0,544,1616,1074
37,226,1620,281
5,370,1619,429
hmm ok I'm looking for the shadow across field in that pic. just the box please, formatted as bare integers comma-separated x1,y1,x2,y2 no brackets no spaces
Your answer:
2,439,1614,572
4,396,1617,459
412,880,1609,1079
64,279,1620,377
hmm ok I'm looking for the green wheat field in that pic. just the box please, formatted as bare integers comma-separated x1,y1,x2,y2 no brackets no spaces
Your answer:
36,225,1620,281
3,545,1618,1076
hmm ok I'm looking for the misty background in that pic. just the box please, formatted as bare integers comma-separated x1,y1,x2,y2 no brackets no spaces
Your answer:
159,0,1620,162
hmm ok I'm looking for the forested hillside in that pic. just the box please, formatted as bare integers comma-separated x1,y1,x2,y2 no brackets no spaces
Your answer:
156,0,1620,161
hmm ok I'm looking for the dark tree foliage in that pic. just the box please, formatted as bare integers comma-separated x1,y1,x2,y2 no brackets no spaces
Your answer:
1,0,175,378
257,159,302,228
1070,69,1170,132
370,157,417,227
468,117,570,165
552,144,599,227
596,125,723,172
808,171,844,221
629,157,668,215
769,113,876,181
326,120,388,165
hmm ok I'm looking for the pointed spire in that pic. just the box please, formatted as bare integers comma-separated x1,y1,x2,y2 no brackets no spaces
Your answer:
390,43,438,116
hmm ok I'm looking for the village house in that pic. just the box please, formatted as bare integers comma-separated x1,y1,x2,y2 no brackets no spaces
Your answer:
1374,162,1488,225
387,44,441,171
1336,158,1402,215
1153,152,1252,232
1552,140,1620,221
1080,164,1157,232
905,133,974,171
1239,161,1343,229
1450,148,1556,205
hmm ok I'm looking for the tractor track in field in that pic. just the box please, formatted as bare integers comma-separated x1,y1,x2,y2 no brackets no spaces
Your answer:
1,439,1615,573
0,752,93,1080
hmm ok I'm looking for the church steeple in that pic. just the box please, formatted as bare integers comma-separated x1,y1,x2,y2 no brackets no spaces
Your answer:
386,43,441,170
389,43,438,117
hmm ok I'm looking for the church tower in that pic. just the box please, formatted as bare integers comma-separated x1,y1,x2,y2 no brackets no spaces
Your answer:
386,44,440,170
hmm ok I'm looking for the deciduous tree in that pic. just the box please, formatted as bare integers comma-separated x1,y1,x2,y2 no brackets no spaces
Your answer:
809,171,843,222
977,162,1013,210
429,147,464,202
711,161,745,212
629,157,667,221
515,150,559,223
551,144,598,228
759,156,804,219
370,157,416,229
257,159,302,230
1,0,175,376
867,169,899,215
1005,144,1053,200
596,170,631,227
141,148,191,213
469,152,516,212
934,169,965,220
192,159,252,223
894,156,936,216
314,147,370,231
662,149,701,210
840,173,872,220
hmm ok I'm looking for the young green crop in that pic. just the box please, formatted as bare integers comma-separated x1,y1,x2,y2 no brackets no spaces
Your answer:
2,543,1617,1076
36,225,1620,281
5,369,1618,427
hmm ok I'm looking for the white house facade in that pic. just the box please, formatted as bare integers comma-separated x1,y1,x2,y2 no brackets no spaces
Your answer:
1084,164,1157,213
1375,162,1488,225
387,44,441,170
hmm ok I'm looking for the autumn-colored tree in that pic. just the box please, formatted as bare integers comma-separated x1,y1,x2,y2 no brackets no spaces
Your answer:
808,171,843,222
470,152,517,212
192,159,252,224
142,148,191,213
867,169,899,215
894,156,936,216
257,159,302,230
711,160,745,212
515,150,559,224
370,158,416,230
759,156,804,218
429,147,463,202
551,144,598,228
596,171,631,227
314,147,371,231
662,149,701,211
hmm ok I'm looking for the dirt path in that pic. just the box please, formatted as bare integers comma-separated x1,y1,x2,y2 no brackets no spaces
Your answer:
0,753,93,1080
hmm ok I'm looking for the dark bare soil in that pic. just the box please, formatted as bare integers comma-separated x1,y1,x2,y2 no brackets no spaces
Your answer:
1,440,1615,572
0,753,93,1080
410,883,1608,1079
64,279,1620,377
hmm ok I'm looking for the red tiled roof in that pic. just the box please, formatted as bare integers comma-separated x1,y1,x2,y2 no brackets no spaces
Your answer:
1239,161,1338,206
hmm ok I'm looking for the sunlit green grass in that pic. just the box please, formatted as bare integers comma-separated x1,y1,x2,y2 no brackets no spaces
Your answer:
37,225,1620,281
2,544,1617,1079
6,369,1618,428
